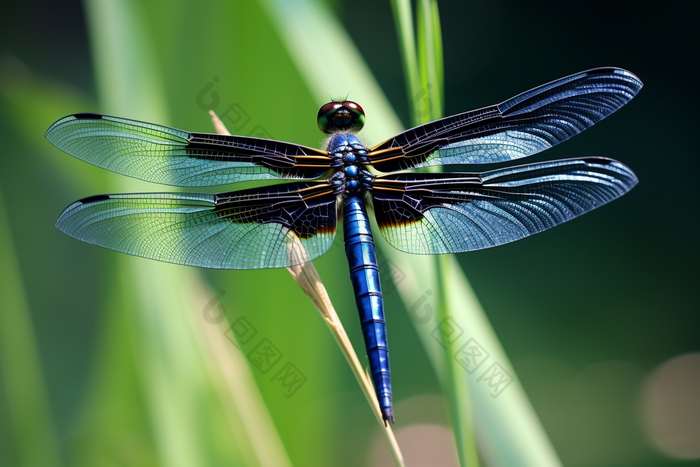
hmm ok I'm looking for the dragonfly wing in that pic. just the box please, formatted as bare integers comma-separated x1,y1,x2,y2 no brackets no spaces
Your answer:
46,114,332,186
56,182,337,269
369,68,642,172
370,157,637,254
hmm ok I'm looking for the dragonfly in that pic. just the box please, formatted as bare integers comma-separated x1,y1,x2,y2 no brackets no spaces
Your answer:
46,67,641,423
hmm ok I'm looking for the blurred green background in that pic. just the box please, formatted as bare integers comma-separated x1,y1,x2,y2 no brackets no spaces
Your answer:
1,1,699,466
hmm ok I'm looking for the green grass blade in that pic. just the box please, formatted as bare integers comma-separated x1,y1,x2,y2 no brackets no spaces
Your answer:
436,254,479,467
396,2,561,465
0,57,102,467
389,0,421,119
415,3,478,465
78,1,293,466
439,257,563,466
431,0,444,111
0,186,63,467
417,0,442,122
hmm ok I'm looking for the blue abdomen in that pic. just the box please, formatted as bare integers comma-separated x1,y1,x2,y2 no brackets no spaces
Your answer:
343,195,393,423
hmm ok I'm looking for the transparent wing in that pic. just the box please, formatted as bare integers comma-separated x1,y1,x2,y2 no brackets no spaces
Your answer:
371,157,637,254
46,114,332,186
56,182,337,269
369,68,642,172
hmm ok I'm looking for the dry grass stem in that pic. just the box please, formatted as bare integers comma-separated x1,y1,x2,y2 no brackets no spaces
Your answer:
209,111,405,467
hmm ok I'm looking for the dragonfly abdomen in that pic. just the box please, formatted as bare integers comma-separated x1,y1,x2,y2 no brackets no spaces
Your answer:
343,195,394,423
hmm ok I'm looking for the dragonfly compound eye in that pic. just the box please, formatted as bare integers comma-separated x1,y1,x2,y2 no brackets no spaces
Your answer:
317,101,365,134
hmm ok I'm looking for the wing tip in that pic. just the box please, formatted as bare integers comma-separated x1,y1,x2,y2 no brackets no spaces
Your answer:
45,115,73,140
589,67,644,98
55,194,112,233
581,66,643,86
588,66,641,77
499,66,643,117
45,113,105,140
580,156,639,193
55,203,79,234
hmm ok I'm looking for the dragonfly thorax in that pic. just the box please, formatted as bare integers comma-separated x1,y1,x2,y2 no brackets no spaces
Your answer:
327,133,373,195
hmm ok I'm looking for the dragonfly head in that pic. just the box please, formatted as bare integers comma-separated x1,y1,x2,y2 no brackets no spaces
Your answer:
317,101,365,134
